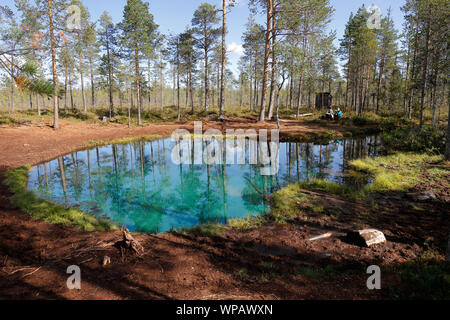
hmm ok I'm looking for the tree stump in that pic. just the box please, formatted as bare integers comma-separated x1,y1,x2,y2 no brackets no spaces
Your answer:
121,226,144,255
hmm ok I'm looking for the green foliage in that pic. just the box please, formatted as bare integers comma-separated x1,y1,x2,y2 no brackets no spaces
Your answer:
389,258,450,300
191,2,220,50
381,125,446,155
3,166,116,231
119,0,158,51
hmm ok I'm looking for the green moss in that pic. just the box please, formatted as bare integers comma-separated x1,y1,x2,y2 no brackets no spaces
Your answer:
3,166,117,231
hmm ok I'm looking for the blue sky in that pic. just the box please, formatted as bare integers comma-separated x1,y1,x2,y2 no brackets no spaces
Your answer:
3,0,406,76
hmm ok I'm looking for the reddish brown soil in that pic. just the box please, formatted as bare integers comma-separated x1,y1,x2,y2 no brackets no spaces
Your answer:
0,118,448,300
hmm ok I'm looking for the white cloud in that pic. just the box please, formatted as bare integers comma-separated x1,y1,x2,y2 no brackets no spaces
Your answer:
227,42,244,57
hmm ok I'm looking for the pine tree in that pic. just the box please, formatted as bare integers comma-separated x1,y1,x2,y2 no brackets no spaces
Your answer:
192,3,220,112
119,0,158,126
0,6,21,114
98,11,118,118
375,9,398,114
179,30,198,115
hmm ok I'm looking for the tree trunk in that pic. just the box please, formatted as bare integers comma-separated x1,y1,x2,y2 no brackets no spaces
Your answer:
267,0,277,120
376,50,385,114
37,92,40,116
176,40,181,121
69,69,74,112
445,89,450,160
408,18,420,120
259,0,272,122
148,57,152,111
64,63,68,113
134,39,142,126
89,56,95,110
189,70,194,114
172,65,176,106
78,33,87,113
10,41,14,114
160,58,164,112
345,53,351,109
47,0,59,129
431,77,437,126
106,29,114,118
403,43,411,117
419,5,432,129
203,21,210,111
296,74,303,118
249,55,253,111
219,0,226,119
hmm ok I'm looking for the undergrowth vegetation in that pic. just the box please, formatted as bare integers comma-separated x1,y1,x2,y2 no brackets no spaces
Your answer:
381,125,446,155
388,254,450,300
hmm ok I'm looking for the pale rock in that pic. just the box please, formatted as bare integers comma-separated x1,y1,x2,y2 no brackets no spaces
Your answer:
347,229,386,247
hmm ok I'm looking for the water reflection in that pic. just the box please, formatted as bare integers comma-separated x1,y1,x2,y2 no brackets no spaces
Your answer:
28,136,380,233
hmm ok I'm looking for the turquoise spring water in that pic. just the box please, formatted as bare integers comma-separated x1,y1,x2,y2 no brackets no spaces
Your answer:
27,136,380,233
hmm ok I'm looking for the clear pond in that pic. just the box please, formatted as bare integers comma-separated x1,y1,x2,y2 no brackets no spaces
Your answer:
27,136,381,233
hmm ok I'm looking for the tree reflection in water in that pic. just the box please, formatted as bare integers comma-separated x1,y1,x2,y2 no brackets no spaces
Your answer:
28,136,380,233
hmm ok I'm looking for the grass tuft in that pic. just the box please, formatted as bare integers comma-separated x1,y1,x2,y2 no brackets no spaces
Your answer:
228,215,266,230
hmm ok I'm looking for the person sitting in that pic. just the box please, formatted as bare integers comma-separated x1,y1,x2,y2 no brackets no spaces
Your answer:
325,107,334,120
335,108,343,120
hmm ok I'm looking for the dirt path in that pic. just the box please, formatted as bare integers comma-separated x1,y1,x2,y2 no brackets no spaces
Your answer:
0,118,448,300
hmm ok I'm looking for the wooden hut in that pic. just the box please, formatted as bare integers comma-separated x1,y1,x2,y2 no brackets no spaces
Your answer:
315,93,333,109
